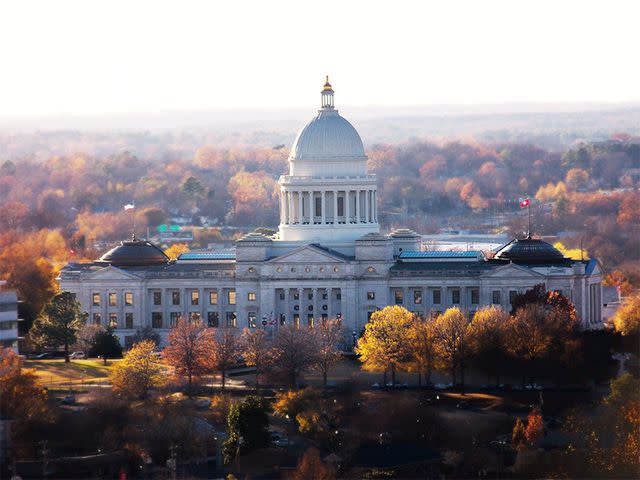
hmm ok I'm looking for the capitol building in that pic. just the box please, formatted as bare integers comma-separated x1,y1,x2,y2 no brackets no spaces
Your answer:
59,79,604,346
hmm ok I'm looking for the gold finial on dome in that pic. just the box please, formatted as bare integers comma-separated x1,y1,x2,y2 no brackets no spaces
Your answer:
322,75,333,91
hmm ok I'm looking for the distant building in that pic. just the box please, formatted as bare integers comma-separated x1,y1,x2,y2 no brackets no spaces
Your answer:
0,281,19,352
58,79,605,347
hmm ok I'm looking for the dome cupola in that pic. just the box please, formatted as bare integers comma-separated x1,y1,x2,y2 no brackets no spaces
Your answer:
97,234,169,267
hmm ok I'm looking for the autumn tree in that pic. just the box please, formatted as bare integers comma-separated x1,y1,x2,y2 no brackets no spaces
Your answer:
0,348,49,420
524,407,544,446
270,324,317,388
512,417,526,449
506,304,552,385
240,328,272,387
612,292,640,337
294,448,336,480
111,340,165,399
312,319,344,387
408,315,437,387
164,243,189,261
213,329,240,390
29,291,84,362
355,306,414,386
164,318,215,393
467,306,510,385
432,307,470,386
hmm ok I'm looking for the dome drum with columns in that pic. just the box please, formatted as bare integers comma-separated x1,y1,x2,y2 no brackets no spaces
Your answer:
278,77,379,242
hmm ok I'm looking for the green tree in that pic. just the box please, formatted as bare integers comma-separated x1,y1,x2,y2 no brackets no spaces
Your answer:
89,326,123,365
29,291,84,362
223,396,270,464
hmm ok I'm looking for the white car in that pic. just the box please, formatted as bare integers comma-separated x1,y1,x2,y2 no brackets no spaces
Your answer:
69,351,86,359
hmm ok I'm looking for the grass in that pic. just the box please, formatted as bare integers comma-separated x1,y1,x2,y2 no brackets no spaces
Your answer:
24,358,120,386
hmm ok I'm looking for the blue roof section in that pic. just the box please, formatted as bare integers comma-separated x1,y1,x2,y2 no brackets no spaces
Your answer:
585,258,598,275
399,250,481,259
178,252,236,260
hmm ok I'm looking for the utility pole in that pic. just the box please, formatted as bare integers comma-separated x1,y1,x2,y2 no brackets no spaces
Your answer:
39,440,49,480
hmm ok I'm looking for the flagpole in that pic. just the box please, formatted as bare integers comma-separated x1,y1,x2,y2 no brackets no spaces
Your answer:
527,202,531,238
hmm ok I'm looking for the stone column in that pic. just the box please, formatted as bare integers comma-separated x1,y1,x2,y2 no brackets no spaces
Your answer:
356,189,361,223
297,191,303,224
283,288,290,327
297,287,304,329
333,191,338,224
284,191,289,224
328,288,333,320
345,190,350,224
373,191,377,222
365,189,370,223
312,288,318,327
321,191,326,224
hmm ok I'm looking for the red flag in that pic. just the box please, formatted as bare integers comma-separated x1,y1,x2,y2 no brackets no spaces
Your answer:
520,198,530,208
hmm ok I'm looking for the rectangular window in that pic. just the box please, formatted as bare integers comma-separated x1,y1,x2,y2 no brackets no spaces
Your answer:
321,314,328,325
109,313,118,328
322,292,328,300
452,289,460,305
433,289,441,305
108,293,117,307
125,312,133,329
336,292,342,300
152,312,163,328
367,311,374,321
394,289,403,305
492,290,501,305
209,290,218,305
124,292,133,306
279,292,285,300
315,196,321,217
172,291,181,306
337,196,344,216
228,290,236,305
190,312,201,324
414,290,422,305
248,312,257,328
307,314,314,328
191,290,199,306
153,291,162,306
208,311,219,328
226,312,237,328
293,292,300,300
367,291,375,300
170,312,180,327
308,292,313,300
92,292,101,306
509,290,518,305
293,314,300,329
248,292,257,301
93,313,101,325
471,288,479,305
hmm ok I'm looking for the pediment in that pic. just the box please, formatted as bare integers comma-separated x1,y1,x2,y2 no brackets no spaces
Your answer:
85,265,143,281
481,262,545,279
268,245,347,264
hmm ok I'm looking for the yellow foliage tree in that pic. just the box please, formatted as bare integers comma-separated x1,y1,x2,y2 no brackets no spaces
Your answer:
111,340,165,398
612,292,640,336
355,305,414,386
432,307,470,385
408,316,437,386
164,243,190,261
553,241,589,260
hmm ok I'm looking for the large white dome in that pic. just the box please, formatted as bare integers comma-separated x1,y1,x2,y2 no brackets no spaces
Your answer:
289,109,366,161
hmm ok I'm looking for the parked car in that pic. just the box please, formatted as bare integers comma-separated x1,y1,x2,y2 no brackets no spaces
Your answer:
69,351,86,359
33,353,52,359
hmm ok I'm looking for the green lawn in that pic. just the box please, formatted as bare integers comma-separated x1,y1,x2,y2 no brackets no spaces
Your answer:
24,358,120,386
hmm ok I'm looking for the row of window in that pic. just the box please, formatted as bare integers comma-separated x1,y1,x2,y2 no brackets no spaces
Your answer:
387,289,520,306
278,291,340,301
92,290,253,308
92,292,134,307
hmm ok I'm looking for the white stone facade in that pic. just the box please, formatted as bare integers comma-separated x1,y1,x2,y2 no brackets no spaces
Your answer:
58,80,604,347
0,281,19,352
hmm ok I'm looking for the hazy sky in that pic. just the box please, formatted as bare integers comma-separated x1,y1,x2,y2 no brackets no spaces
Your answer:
1,0,638,116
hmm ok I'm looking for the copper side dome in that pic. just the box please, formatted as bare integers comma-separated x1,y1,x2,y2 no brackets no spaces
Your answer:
96,235,169,267
493,237,566,264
